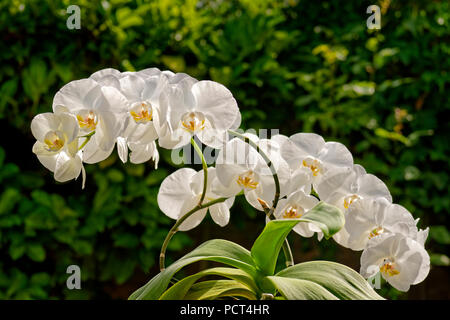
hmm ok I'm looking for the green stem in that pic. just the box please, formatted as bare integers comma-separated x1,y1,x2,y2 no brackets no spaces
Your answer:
191,137,208,206
227,130,281,214
78,130,95,150
159,197,228,271
159,138,210,272
229,129,293,267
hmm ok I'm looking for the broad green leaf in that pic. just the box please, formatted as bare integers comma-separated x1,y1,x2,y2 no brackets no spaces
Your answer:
129,239,257,300
251,220,299,275
251,202,344,276
265,276,338,300
275,261,384,300
297,202,345,239
160,267,258,300
184,280,257,300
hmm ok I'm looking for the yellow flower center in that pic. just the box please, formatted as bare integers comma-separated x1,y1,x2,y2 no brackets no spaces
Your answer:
76,110,97,132
130,102,153,123
380,260,400,277
44,131,65,152
236,171,258,190
302,158,322,177
181,112,205,133
283,205,304,219
343,194,362,209
368,226,384,239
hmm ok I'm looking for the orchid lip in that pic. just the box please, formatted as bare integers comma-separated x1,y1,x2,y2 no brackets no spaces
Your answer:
380,258,400,277
343,194,362,209
236,170,259,190
44,130,65,152
130,102,153,124
181,111,206,133
302,157,323,177
282,205,304,219
368,226,384,239
76,110,98,132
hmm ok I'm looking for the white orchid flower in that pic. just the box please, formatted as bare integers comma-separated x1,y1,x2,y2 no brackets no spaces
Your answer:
270,134,313,197
31,112,85,187
124,140,160,167
112,75,168,165
360,233,430,292
89,67,191,84
157,167,234,231
89,68,168,166
316,164,392,248
412,225,429,246
316,164,392,205
214,137,290,211
52,78,128,164
157,78,240,149
345,197,418,251
277,133,354,190
273,189,323,240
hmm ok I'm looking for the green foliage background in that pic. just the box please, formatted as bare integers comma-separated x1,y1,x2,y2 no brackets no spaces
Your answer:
0,0,448,299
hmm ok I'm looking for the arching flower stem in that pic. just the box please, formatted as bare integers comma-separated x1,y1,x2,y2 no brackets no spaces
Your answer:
228,129,294,267
191,137,208,206
159,197,228,271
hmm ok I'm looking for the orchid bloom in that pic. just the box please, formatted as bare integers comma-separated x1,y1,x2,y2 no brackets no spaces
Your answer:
276,133,354,190
316,164,392,248
52,78,128,164
360,233,430,292
157,78,240,149
273,188,323,240
90,69,168,166
31,66,432,295
31,112,85,187
345,197,418,251
214,136,290,211
157,167,234,231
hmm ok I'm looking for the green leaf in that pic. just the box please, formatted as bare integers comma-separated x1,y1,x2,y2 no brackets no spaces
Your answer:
265,276,338,300
159,267,258,300
250,202,344,276
22,58,47,102
0,188,21,215
30,273,51,286
116,7,143,28
113,233,139,248
430,253,450,266
297,202,345,239
0,78,18,112
27,244,46,262
375,128,411,146
9,242,26,260
129,239,257,300
185,280,257,300
251,219,299,276
429,225,450,245
274,261,384,300
72,240,93,255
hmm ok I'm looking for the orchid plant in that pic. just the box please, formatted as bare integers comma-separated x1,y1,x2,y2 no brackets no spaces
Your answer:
31,68,430,300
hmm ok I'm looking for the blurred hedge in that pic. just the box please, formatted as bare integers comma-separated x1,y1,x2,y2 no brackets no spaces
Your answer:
0,0,448,299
